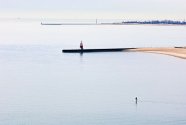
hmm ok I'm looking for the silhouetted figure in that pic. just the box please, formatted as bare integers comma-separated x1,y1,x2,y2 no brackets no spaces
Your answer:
80,41,83,50
135,97,138,104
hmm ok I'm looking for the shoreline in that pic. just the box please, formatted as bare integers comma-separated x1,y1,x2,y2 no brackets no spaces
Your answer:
130,47,186,59
41,23,186,26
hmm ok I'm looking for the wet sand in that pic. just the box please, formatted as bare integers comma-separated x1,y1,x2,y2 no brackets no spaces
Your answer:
130,47,186,59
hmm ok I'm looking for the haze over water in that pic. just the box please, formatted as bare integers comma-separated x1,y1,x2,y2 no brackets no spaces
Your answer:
0,20,186,125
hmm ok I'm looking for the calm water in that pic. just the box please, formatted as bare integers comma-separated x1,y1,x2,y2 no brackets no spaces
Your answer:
0,20,186,125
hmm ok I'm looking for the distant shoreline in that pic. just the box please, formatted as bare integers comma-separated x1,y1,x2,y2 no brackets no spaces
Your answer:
120,23,186,26
121,20,186,25
41,20,186,26
130,47,186,59
41,23,186,26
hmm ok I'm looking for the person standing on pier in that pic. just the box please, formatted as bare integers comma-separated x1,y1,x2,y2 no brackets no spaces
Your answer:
80,41,83,50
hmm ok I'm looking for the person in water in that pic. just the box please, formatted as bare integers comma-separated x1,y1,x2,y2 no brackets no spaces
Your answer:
80,41,83,50
135,97,138,104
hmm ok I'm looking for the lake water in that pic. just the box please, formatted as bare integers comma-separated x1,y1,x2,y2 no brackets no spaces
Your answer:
0,19,186,125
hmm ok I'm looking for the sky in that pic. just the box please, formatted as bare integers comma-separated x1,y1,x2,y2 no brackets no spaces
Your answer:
0,0,186,20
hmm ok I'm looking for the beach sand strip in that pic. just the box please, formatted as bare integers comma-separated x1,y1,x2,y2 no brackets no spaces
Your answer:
130,47,186,59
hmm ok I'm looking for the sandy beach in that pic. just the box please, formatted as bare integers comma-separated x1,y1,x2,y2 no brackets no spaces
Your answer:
130,47,186,59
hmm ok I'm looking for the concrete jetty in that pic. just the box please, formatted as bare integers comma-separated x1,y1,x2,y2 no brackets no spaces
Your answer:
62,48,136,53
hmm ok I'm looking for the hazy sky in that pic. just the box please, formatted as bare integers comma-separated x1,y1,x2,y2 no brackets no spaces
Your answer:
0,0,186,20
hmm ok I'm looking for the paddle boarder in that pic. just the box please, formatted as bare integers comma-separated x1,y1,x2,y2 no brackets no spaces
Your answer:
135,97,138,104
80,41,83,50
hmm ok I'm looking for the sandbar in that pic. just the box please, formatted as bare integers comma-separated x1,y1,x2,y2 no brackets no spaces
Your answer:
130,47,186,59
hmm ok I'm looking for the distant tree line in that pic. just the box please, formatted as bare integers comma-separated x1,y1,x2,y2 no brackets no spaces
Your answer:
122,20,186,25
